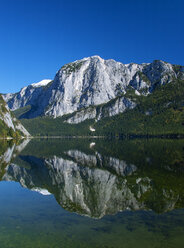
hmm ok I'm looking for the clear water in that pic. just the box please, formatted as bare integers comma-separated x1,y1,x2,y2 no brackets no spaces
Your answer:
0,138,184,248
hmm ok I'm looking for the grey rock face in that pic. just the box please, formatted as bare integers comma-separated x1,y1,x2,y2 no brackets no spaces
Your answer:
0,109,15,131
3,80,52,111
3,56,184,121
65,96,136,124
0,95,30,136
13,118,30,137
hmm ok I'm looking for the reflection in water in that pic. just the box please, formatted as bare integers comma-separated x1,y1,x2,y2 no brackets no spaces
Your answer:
0,139,30,164
1,139,184,218
0,139,30,180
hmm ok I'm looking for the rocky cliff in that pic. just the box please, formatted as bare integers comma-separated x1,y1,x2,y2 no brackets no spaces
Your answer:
4,56,183,123
0,95,30,137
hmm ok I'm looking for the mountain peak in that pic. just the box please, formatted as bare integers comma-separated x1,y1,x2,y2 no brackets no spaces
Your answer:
3,57,184,121
80,55,104,62
90,55,103,59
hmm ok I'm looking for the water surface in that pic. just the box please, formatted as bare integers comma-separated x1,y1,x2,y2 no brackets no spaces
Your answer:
0,138,184,248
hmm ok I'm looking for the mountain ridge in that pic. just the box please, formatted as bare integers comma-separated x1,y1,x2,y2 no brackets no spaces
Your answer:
2,56,184,136
4,56,183,119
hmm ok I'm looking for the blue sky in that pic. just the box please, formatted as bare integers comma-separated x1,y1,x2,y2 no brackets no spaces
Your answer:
0,0,184,93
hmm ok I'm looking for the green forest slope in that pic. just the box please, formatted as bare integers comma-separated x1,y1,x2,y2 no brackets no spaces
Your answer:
16,79,184,137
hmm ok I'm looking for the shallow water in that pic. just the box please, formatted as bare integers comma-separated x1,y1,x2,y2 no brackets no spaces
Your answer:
0,138,184,248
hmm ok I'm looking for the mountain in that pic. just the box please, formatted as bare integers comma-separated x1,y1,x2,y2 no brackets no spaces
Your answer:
0,94,30,138
3,79,52,115
3,56,184,136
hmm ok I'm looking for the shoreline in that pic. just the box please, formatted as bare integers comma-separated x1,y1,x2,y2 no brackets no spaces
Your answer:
1,134,184,140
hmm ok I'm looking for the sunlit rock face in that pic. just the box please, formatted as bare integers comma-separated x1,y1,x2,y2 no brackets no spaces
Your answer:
64,96,136,124
3,56,183,122
2,80,52,111
0,95,30,136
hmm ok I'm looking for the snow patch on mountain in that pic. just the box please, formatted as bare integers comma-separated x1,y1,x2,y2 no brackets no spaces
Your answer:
31,79,52,88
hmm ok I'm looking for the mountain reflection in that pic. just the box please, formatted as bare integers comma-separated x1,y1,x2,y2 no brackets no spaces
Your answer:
1,139,184,218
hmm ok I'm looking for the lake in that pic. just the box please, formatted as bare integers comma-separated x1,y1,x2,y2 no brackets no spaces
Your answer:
0,138,184,248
